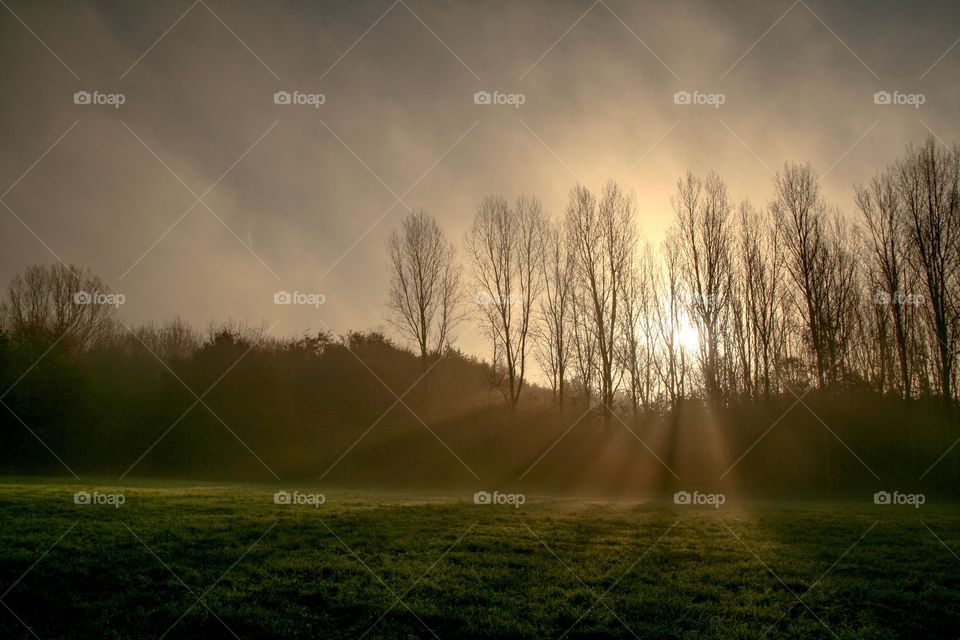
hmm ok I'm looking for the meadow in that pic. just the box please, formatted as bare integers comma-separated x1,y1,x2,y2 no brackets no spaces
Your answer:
1,478,958,639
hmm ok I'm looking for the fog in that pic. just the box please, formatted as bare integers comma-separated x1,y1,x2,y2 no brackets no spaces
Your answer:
2,0,958,361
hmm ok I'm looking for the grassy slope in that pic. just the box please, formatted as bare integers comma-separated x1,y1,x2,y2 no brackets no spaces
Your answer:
0,479,958,639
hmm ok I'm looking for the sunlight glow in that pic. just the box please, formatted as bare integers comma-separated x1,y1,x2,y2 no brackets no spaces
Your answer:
676,313,700,353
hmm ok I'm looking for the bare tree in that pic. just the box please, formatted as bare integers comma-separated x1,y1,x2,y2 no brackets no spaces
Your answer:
386,210,462,366
535,218,574,408
737,201,785,399
465,195,547,414
672,171,733,402
772,163,846,388
637,244,661,409
377,136,956,412
618,242,659,418
819,215,861,385
857,167,914,399
897,137,960,404
1,263,116,349
129,317,202,361
618,252,643,418
566,181,636,428
653,231,687,407
570,281,599,405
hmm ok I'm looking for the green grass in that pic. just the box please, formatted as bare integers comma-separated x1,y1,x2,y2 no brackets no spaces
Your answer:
1,479,958,639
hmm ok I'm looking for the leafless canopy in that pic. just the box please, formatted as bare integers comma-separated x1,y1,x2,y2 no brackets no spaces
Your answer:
1,263,116,350
465,195,547,413
565,181,636,426
386,210,462,364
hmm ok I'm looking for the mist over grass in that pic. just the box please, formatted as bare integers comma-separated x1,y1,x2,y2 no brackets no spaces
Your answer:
1,480,958,639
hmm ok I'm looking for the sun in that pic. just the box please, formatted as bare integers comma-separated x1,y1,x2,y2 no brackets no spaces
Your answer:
676,313,700,353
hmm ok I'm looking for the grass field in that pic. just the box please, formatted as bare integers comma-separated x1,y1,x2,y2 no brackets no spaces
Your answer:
1,479,958,639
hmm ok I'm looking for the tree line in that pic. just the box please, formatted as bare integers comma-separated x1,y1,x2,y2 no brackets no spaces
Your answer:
0,269,499,478
387,136,960,426
1,136,958,487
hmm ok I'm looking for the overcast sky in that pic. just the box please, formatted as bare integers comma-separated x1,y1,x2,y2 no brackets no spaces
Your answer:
1,0,958,358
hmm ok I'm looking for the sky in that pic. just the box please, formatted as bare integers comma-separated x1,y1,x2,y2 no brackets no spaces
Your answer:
1,0,958,359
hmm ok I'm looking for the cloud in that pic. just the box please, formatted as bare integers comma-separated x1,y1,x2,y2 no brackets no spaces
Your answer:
1,0,958,361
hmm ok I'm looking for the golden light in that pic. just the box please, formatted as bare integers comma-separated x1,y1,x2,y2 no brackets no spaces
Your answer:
676,312,700,353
